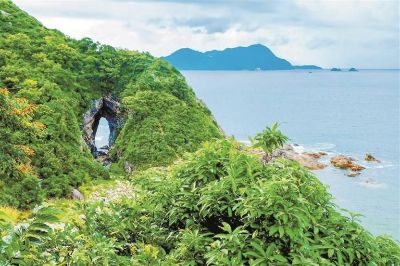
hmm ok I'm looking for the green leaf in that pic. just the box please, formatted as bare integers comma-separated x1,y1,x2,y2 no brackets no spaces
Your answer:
328,248,334,258
250,241,266,257
269,226,278,236
279,226,284,238
273,255,287,262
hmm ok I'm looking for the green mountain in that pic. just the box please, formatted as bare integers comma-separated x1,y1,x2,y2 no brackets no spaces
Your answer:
161,44,321,70
0,0,221,208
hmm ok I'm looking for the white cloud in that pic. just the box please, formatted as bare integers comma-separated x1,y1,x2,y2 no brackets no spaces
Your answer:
12,0,400,68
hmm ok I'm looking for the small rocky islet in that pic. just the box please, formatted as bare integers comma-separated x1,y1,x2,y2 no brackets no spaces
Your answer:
249,144,381,179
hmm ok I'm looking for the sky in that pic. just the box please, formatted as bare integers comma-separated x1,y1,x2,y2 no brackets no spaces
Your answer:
12,0,400,69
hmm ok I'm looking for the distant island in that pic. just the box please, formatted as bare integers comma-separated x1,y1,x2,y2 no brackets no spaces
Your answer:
293,65,322,70
330,68,342,71
161,44,321,71
349,68,358,72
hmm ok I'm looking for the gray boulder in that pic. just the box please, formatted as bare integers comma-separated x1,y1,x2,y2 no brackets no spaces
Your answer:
71,189,85,200
124,161,133,174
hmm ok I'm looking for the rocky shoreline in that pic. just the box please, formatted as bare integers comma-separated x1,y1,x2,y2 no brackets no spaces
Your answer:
247,143,381,179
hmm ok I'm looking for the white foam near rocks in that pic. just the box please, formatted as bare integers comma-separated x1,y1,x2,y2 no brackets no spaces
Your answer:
360,178,386,188
292,144,305,154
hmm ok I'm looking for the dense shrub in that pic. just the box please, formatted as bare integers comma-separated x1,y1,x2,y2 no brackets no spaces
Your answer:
0,1,220,205
1,138,398,265
0,88,44,208
112,91,221,169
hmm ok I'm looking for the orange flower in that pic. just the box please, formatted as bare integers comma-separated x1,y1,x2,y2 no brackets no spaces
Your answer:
35,121,46,130
15,145,35,156
0,88,9,95
22,108,31,115
16,97,27,102
15,164,33,174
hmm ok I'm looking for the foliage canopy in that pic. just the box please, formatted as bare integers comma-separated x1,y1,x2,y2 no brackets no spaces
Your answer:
1,138,399,265
0,0,220,207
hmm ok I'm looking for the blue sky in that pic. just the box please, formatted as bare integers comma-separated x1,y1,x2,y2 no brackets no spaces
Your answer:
13,0,400,68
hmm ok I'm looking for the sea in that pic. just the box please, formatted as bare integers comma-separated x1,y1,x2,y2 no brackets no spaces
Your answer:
95,69,399,240
182,69,400,240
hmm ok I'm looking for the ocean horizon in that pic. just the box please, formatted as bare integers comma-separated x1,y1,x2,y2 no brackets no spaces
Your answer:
181,69,400,240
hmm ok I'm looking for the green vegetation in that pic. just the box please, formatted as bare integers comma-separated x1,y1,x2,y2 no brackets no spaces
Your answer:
0,0,220,207
0,1,399,264
1,138,399,265
251,122,290,155
113,91,219,169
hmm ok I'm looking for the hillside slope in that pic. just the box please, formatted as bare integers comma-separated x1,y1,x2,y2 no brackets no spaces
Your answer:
0,0,221,208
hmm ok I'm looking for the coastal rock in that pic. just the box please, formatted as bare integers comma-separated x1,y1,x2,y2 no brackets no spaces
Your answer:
346,171,360,177
330,155,365,171
302,152,327,159
271,145,326,170
365,154,380,163
71,189,85,200
246,144,327,170
362,178,383,188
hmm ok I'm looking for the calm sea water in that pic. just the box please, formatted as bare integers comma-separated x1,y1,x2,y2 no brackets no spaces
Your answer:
182,70,400,240
95,117,110,150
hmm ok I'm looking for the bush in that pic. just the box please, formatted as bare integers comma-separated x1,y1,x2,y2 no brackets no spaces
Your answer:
252,122,290,155
112,91,221,170
0,138,399,264
0,1,220,206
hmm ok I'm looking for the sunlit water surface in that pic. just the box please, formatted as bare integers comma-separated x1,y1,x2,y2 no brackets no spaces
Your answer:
182,70,400,240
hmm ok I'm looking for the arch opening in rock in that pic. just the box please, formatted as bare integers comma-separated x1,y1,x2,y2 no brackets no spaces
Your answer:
95,117,111,153
81,94,122,158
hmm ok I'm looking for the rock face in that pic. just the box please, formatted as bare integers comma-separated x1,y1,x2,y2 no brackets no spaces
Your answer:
365,154,380,163
253,144,326,170
302,152,327,159
124,161,133,175
96,154,113,169
81,94,123,154
71,189,85,200
346,171,361,177
330,155,365,171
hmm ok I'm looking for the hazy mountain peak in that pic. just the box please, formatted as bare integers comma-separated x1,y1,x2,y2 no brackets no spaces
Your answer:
161,44,293,70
